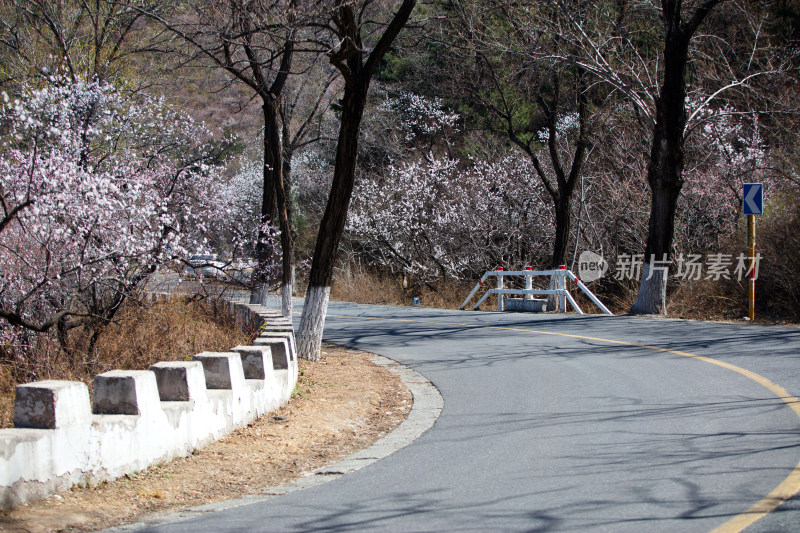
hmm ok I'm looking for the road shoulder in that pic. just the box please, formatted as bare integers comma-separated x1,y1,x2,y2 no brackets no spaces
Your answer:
0,345,441,533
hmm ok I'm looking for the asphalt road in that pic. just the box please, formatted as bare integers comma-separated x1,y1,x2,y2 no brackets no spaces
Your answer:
131,302,800,532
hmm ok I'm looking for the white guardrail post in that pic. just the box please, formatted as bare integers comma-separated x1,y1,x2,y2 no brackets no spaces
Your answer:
565,271,613,315
497,267,504,311
459,272,490,310
524,266,533,300
557,266,566,312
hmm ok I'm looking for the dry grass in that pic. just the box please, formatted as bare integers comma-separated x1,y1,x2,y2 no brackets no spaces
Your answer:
0,297,254,429
330,265,406,306
0,385,13,429
330,264,473,309
92,298,253,371
666,278,745,321
572,276,749,320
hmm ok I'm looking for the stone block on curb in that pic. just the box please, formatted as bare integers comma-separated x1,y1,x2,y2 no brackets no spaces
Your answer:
258,330,294,339
263,318,292,326
0,298,303,511
261,325,294,334
148,361,208,401
262,320,293,329
230,346,274,379
252,338,290,369
256,332,295,360
13,380,91,429
192,352,246,390
93,370,161,416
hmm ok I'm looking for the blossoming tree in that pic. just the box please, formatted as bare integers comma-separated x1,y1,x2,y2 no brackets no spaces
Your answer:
0,79,228,361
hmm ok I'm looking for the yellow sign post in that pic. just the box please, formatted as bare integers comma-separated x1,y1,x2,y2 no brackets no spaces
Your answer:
743,183,763,321
748,214,756,321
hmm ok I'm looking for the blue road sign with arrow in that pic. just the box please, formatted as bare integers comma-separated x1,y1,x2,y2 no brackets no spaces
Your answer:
743,183,763,215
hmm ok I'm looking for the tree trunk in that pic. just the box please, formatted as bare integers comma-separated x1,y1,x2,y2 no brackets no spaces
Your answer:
298,85,368,361
281,279,292,317
281,128,297,315
296,0,416,360
251,96,280,304
547,194,572,311
631,15,691,315
551,195,572,269
276,191,294,317
630,176,683,313
250,284,270,306
296,285,330,360
633,262,668,314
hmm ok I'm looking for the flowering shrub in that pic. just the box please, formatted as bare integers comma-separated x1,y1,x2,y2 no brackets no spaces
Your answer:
377,92,459,142
346,153,554,280
211,157,281,279
678,102,770,252
0,79,228,341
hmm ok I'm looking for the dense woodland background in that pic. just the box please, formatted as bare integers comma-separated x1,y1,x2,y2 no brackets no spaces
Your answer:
1,0,800,382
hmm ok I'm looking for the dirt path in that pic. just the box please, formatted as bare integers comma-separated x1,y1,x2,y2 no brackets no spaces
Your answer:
0,344,411,532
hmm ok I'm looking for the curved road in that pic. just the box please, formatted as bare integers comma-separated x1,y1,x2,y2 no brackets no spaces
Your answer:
130,302,800,532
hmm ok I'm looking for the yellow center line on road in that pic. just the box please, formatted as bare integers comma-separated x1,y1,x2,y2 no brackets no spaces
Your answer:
324,312,800,533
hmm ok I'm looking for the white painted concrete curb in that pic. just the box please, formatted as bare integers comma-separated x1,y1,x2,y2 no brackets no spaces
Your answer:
0,301,297,509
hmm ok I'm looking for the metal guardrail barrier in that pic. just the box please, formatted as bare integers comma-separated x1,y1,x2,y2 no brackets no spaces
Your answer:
460,267,613,315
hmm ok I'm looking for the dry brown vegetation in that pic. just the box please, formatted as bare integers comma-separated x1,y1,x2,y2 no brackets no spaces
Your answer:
330,263,474,309
0,296,255,429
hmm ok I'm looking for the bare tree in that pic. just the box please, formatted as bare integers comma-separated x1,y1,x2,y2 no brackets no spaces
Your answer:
0,0,171,88
296,0,417,361
279,57,340,307
435,1,599,309
144,0,305,311
545,0,786,314
630,0,726,314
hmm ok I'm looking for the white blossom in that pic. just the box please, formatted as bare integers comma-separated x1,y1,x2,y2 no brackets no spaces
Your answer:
0,79,229,334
